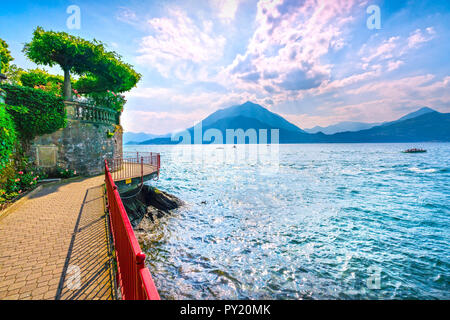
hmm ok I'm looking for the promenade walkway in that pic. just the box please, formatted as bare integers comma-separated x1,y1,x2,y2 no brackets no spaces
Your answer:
0,176,116,300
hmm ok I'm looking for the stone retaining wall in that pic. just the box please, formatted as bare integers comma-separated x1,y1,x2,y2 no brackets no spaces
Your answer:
29,101,123,176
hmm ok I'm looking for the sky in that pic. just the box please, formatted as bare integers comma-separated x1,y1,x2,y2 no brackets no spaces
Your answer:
1,0,450,134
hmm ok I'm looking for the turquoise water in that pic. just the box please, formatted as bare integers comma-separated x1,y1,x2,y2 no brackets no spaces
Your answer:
125,143,450,299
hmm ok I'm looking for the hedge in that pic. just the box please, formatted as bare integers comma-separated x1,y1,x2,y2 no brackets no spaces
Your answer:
0,103,17,171
0,83,67,141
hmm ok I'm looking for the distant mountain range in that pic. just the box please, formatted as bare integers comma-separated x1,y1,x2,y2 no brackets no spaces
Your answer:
304,107,435,134
304,121,382,134
127,102,449,144
123,132,170,144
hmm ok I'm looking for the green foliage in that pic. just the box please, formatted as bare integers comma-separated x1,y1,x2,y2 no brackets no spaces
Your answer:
0,38,13,73
0,103,17,171
0,163,41,205
20,69,65,94
23,27,141,97
0,83,67,141
3,64,25,85
87,90,126,112
56,167,77,179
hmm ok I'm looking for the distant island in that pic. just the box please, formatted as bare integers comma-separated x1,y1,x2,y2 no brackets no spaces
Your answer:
125,102,450,144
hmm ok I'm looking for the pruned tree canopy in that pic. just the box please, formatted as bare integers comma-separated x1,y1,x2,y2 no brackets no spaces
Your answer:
23,27,141,99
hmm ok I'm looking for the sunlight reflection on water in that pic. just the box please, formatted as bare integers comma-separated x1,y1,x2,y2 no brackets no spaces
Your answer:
127,143,450,299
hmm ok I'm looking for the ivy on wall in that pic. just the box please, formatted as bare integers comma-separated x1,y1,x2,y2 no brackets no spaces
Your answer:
0,83,67,142
0,103,17,171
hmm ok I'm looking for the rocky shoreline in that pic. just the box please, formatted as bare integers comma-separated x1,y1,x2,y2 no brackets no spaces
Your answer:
121,184,183,233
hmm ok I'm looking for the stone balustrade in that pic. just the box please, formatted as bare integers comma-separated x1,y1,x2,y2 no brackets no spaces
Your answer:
64,101,118,125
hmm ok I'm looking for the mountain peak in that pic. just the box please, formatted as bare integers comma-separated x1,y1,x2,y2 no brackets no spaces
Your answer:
416,106,436,113
241,101,259,107
200,101,305,133
395,106,437,122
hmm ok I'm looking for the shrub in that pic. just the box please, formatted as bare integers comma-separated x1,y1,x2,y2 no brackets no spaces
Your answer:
56,167,77,179
20,69,65,96
0,83,67,142
0,163,41,205
0,103,17,171
87,90,126,112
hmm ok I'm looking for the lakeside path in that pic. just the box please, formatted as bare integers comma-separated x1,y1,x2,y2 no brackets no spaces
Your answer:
0,176,116,300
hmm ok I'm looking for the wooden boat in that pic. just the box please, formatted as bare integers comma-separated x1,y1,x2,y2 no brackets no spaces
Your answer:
402,148,427,153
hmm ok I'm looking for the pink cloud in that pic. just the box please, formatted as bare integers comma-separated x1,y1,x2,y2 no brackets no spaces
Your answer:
222,0,358,95
407,27,436,48
137,8,226,80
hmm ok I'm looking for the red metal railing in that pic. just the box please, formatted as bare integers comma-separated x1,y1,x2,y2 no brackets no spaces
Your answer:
105,160,160,300
107,152,160,182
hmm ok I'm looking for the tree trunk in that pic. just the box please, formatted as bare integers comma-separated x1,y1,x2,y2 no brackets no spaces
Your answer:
63,68,72,100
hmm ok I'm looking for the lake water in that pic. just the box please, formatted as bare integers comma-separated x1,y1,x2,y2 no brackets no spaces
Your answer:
124,143,450,299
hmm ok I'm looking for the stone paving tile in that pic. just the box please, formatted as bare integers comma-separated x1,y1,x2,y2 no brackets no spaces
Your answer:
0,176,116,300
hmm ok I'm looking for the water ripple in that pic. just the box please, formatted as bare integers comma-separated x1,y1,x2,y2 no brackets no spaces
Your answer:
127,143,450,300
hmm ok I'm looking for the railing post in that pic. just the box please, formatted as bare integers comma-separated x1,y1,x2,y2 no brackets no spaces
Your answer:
141,156,144,185
136,252,146,300
157,154,160,179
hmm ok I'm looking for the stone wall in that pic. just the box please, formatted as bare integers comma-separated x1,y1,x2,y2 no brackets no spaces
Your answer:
29,101,123,176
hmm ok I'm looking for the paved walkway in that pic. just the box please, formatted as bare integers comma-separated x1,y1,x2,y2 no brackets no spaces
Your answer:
0,176,116,300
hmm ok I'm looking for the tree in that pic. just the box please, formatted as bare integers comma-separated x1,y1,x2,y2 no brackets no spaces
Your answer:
4,64,24,85
0,38,14,74
23,27,141,100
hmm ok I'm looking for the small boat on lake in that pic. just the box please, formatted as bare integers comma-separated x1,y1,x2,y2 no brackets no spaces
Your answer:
402,148,427,153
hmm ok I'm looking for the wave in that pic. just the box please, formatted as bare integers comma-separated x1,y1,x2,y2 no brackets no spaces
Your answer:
408,167,438,174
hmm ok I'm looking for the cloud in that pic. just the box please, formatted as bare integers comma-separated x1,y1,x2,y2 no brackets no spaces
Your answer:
407,27,436,48
222,0,357,96
210,0,241,23
361,36,400,63
278,68,326,91
359,27,437,74
387,60,404,72
137,8,226,80
116,7,138,25
116,1,446,133
240,72,261,82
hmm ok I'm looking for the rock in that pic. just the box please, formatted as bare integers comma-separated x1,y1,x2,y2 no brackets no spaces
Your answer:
121,184,183,228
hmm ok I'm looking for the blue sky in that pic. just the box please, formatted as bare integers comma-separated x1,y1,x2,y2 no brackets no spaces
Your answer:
1,0,450,134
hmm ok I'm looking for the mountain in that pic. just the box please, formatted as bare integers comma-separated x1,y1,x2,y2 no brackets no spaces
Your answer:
304,107,436,134
139,101,307,144
123,132,158,144
304,121,381,134
199,101,305,133
138,103,449,144
328,111,450,142
382,107,436,126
